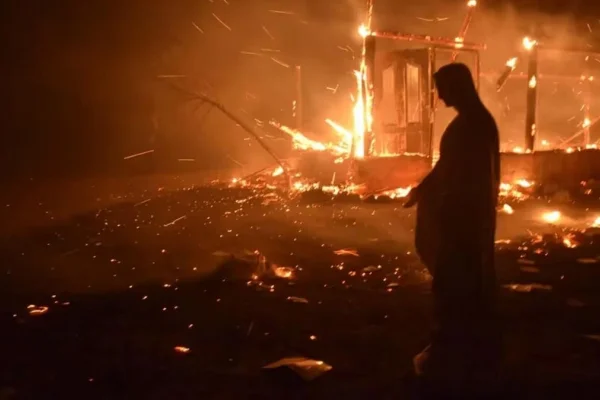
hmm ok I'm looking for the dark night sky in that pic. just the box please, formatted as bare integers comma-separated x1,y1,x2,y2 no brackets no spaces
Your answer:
1,0,599,181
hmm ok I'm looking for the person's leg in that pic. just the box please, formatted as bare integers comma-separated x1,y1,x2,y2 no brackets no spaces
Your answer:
418,250,501,394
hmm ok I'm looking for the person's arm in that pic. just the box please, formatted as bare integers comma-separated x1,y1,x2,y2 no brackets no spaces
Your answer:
403,157,445,207
404,123,456,208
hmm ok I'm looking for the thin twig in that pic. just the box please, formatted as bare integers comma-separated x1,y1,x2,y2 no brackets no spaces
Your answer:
163,82,291,189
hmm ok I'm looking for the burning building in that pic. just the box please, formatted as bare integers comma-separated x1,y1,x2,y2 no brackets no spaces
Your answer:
265,0,600,197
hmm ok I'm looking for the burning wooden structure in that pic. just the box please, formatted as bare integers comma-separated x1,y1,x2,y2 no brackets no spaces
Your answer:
352,32,600,194
269,1,600,197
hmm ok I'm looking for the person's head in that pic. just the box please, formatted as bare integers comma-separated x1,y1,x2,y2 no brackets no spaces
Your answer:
433,63,480,110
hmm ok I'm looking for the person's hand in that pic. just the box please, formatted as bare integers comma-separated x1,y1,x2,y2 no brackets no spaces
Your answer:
403,188,419,208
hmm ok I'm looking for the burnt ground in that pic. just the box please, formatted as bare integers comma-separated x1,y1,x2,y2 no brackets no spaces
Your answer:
1,178,600,399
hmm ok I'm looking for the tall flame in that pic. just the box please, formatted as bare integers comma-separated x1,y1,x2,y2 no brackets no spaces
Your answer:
353,70,366,158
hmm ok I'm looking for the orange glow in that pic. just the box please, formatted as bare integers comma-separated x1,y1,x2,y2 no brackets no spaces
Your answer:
467,0,477,7
270,122,346,155
562,234,578,249
522,37,537,51
358,24,371,38
502,204,514,214
583,117,592,129
352,69,369,158
174,346,191,353
542,211,561,224
516,179,533,188
381,186,412,199
325,118,353,154
528,76,537,89
273,266,294,279
27,305,49,316
454,37,465,49
506,57,518,69
271,166,284,177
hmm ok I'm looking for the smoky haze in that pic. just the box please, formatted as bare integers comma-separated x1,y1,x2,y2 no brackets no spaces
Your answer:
1,0,599,182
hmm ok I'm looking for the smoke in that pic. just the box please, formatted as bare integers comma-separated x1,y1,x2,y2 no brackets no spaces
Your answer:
3,0,598,179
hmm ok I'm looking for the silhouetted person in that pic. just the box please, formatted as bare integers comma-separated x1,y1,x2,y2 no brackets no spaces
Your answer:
404,63,501,395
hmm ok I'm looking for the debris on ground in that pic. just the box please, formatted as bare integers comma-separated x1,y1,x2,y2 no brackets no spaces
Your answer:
27,305,49,316
263,357,332,381
286,296,309,304
333,249,359,257
503,283,553,293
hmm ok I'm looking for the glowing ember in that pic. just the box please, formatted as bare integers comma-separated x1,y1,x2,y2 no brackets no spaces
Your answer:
273,266,294,279
583,117,592,129
381,186,412,199
27,305,49,316
334,249,359,257
528,76,537,89
502,204,514,214
542,211,561,224
522,37,537,51
174,346,191,354
516,179,533,188
593,217,600,227
271,166,284,177
562,234,579,249
499,181,530,201
467,0,477,7
454,37,465,49
512,146,525,153
506,57,518,69
358,24,371,38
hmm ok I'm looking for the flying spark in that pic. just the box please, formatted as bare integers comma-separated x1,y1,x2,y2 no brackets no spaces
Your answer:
268,10,295,15
124,150,155,160
270,57,290,68
262,25,275,40
192,22,204,34
164,216,187,227
212,13,232,31
240,51,262,56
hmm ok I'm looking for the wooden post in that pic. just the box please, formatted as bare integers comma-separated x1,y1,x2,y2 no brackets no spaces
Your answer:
525,46,538,152
294,65,303,131
370,31,485,51
427,47,436,160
